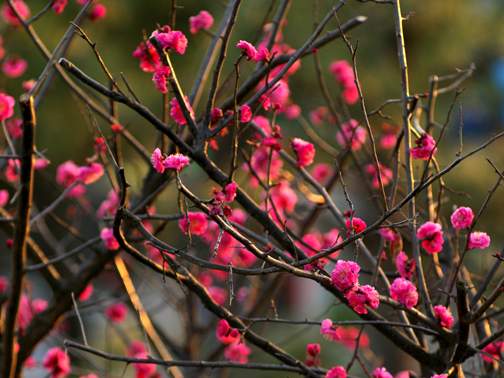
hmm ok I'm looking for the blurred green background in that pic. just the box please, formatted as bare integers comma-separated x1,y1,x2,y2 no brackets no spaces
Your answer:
2,0,504,377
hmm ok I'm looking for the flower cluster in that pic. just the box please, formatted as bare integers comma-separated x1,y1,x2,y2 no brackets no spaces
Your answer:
306,344,321,367
151,148,190,173
410,133,437,160
326,366,347,378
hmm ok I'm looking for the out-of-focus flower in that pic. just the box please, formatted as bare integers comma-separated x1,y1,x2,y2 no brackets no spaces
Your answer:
52,0,67,14
78,163,104,184
224,340,251,363
105,302,127,323
89,4,106,22
373,367,393,378
240,104,252,123
42,347,70,378
320,318,341,341
189,10,213,34
0,190,9,207
178,212,208,235
100,228,119,250
78,285,93,302
0,93,15,121
1,1,30,25
336,119,367,150
326,366,347,378
2,56,27,78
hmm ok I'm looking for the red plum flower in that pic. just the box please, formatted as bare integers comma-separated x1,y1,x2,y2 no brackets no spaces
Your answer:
331,260,360,292
451,206,474,229
336,119,367,150
417,221,444,254
152,66,171,93
224,340,251,363
2,56,28,78
0,93,15,121
468,232,490,249
373,367,393,378
320,318,341,341
292,138,315,167
169,95,195,124
100,228,119,250
78,163,104,184
163,153,190,170
189,10,213,34
396,251,416,279
236,40,257,61
89,4,106,22
326,366,347,378
105,302,128,323
178,212,208,235
345,285,379,314
42,347,70,378
390,278,418,309
345,217,366,236
1,1,30,25
433,305,454,329
240,104,252,123
410,133,437,160
158,30,188,54
0,190,9,206
52,0,67,14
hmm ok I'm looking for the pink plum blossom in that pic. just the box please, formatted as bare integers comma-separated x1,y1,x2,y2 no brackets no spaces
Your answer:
7,118,22,138
151,148,165,173
379,227,399,242
336,326,370,350
132,352,157,378
133,42,161,72
78,163,104,184
255,48,270,61
52,0,67,14
396,251,416,279
2,56,27,78
1,1,30,25
78,285,93,301
152,66,171,93
481,342,504,363
284,103,301,119
309,107,329,125
240,104,252,123
189,10,213,34
170,95,195,124
373,367,394,378
364,163,393,189
126,340,147,357
320,318,341,341
410,133,437,160
307,344,321,356
390,278,418,309
42,347,70,378
331,260,360,292
236,40,257,61
163,153,190,170
100,228,119,250
0,93,15,121
96,189,119,218
326,366,347,378
5,159,19,182
56,161,79,187
431,375,447,378
329,60,354,86
178,212,208,235
243,146,282,187
433,305,454,329
345,285,380,314
223,182,237,202
292,138,315,167
0,276,9,292
468,232,490,249
417,221,444,254
211,108,223,122
0,189,9,206
158,30,188,54
336,119,367,150
224,340,251,363
451,206,474,229
89,4,106,22
345,217,366,236
311,163,332,185
105,302,128,323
